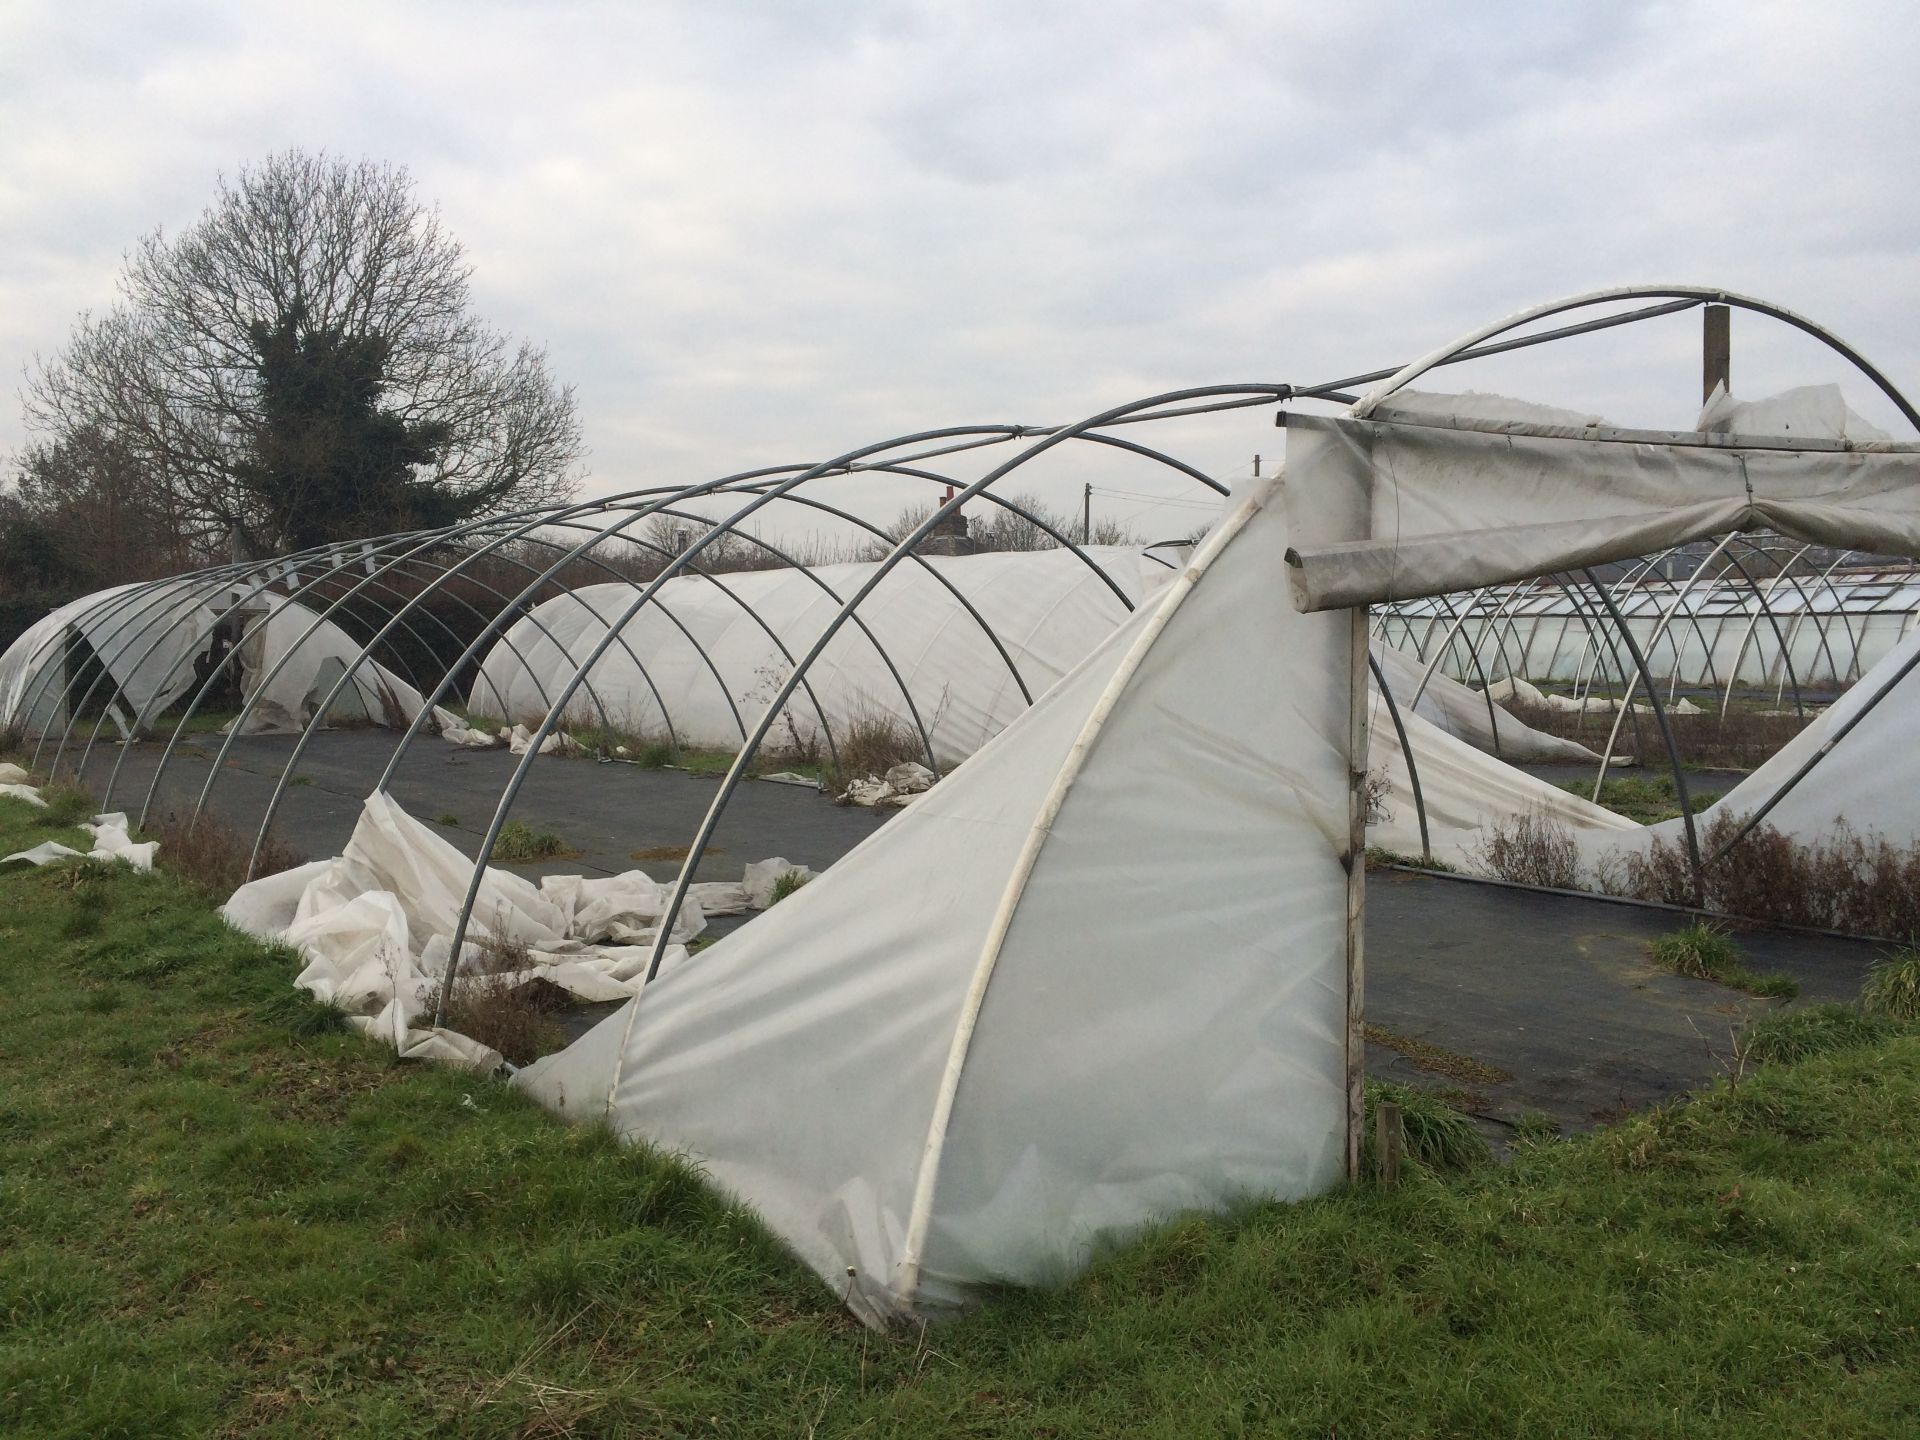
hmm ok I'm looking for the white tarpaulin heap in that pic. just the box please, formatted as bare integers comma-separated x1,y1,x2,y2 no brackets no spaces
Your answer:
0,581,427,737
1281,391,1920,614
466,546,1171,765
223,792,812,1068
516,476,1353,1328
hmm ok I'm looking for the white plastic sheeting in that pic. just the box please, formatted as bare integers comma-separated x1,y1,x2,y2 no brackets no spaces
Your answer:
1366,698,1637,868
0,804,157,871
1371,642,1599,763
222,793,820,1066
515,477,1352,1327
467,539,1584,770
223,792,710,1065
467,547,1163,765
1585,620,1920,874
1281,400,1920,614
0,582,426,737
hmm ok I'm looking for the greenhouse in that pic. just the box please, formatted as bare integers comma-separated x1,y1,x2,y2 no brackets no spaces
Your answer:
6,284,1920,1325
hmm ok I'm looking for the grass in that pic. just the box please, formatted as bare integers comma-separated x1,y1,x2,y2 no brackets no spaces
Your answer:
34,782,97,828
1648,921,1800,998
768,868,811,904
1862,945,1920,1021
3,790,1920,1433
1738,1004,1905,1065
1362,1080,1491,1178
488,820,575,863
1557,774,1714,825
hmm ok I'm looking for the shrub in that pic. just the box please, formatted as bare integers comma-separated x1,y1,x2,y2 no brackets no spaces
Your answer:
823,704,927,791
1503,693,1808,769
1862,946,1920,1021
1473,809,1580,889
150,810,305,898
1599,811,1920,939
442,935,568,1065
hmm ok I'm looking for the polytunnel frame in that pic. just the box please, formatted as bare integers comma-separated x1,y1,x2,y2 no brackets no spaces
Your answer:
112,532,701,828
75,543,585,807
27,531,654,817
11,280,1919,1198
1345,283,1920,909
427,414,1245,1026
102,429,1169,878
238,451,1167,878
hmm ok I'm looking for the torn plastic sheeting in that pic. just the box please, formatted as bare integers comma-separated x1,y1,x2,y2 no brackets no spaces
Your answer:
432,705,506,749
0,762,31,784
223,791,800,1068
1,812,157,871
507,723,578,757
0,783,47,809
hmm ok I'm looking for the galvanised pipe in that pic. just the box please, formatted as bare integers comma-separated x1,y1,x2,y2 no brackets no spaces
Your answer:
615,382,1286,1010
1368,652,1432,865
1584,566,1703,901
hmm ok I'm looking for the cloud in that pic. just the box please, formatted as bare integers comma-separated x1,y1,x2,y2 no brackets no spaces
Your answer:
3,0,1917,540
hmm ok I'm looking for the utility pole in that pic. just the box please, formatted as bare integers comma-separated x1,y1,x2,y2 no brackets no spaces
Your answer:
1082,482,1091,544
1703,303,1731,403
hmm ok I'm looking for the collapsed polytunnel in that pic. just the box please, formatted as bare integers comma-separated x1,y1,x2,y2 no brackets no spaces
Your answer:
0,576,426,740
8,284,1920,1330
516,476,1355,1325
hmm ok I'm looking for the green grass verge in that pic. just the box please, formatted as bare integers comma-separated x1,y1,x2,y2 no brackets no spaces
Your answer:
2,792,1920,1435
1558,774,1715,825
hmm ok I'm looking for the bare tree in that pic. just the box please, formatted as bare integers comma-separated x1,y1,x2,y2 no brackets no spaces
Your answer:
22,150,584,561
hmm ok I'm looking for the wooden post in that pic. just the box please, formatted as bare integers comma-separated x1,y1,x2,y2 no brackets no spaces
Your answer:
1703,304,1731,404
1373,1100,1404,1187
1345,605,1370,1182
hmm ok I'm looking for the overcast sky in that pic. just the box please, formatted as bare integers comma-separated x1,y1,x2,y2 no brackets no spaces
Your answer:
3,0,1917,540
